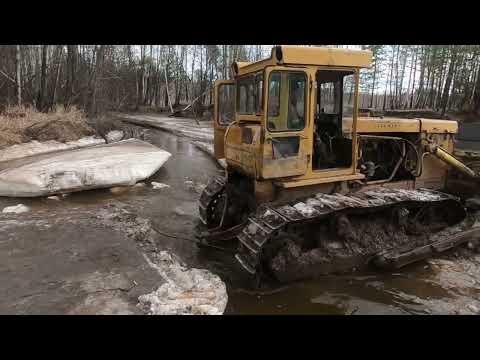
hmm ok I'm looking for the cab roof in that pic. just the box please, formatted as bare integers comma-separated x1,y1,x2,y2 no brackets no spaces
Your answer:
233,45,373,77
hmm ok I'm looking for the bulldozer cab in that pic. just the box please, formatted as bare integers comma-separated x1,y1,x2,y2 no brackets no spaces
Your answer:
214,46,372,185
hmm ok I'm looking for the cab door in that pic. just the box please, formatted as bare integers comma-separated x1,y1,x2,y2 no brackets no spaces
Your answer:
261,67,311,179
213,80,235,159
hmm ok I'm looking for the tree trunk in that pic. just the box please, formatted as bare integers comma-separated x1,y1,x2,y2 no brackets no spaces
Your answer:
49,45,63,111
397,46,407,108
64,45,77,109
37,45,48,111
89,45,104,117
369,56,377,108
425,46,437,109
137,45,145,108
164,64,173,113
472,62,480,115
382,62,390,111
440,46,457,117
415,46,427,108
409,47,418,109
387,46,396,109
393,45,401,108
15,45,22,106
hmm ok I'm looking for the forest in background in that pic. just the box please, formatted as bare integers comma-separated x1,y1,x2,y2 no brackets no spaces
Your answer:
0,45,479,118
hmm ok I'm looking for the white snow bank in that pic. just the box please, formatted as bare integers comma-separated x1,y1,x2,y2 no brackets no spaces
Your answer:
0,136,105,163
138,251,228,315
0,139,171,197
2,204,30,214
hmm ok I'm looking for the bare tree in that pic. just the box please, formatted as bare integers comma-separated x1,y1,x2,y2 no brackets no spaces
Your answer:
36,45,48,111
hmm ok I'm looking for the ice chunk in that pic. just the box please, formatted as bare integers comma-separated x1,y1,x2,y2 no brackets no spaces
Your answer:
151,182,170,190
2,204,30,214
0,139,171,197
105,130,124,143
138,251,228,315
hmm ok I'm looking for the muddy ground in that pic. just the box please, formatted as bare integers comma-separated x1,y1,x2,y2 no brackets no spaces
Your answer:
2,112,480,314
0,202,163,314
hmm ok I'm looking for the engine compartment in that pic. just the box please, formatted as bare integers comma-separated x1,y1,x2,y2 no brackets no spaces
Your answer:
357,133,420,183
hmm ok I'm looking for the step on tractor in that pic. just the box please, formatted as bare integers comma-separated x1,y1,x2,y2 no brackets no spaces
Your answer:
199,45,480,283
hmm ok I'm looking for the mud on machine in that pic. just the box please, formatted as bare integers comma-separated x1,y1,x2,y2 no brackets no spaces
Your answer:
198,45,480,283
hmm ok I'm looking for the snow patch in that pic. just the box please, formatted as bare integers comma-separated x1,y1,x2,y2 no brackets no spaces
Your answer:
138,251,228,315
174,207,186,216
151,182,170,190
105,130,124,143
2,204,30,214
293,202,318,217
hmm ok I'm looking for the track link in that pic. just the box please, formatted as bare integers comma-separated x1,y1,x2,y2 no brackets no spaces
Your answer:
235,188,466,275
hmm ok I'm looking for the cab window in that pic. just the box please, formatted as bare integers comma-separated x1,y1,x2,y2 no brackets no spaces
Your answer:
267,72,280,117
237,77,255,114
218,83,235,125
267,71,306,132
255,73,263,113
287,73,306,130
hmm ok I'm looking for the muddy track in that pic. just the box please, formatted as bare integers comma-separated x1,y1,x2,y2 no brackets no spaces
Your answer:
234,188,467,282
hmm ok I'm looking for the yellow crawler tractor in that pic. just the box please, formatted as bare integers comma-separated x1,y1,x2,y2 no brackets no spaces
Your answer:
199,45,480,282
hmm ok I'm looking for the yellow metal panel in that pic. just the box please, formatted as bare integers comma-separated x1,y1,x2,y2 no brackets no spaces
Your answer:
235,114,261,122
237,58,275,77
343,117,421,133
415,133,453,190
275,173,365,188
236,62,252,69
420,119,458,134
224,124,261,177
279,46,372,68
236,46,372,77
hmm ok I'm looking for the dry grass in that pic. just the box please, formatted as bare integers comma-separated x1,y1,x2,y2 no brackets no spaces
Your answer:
0,106,95,148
